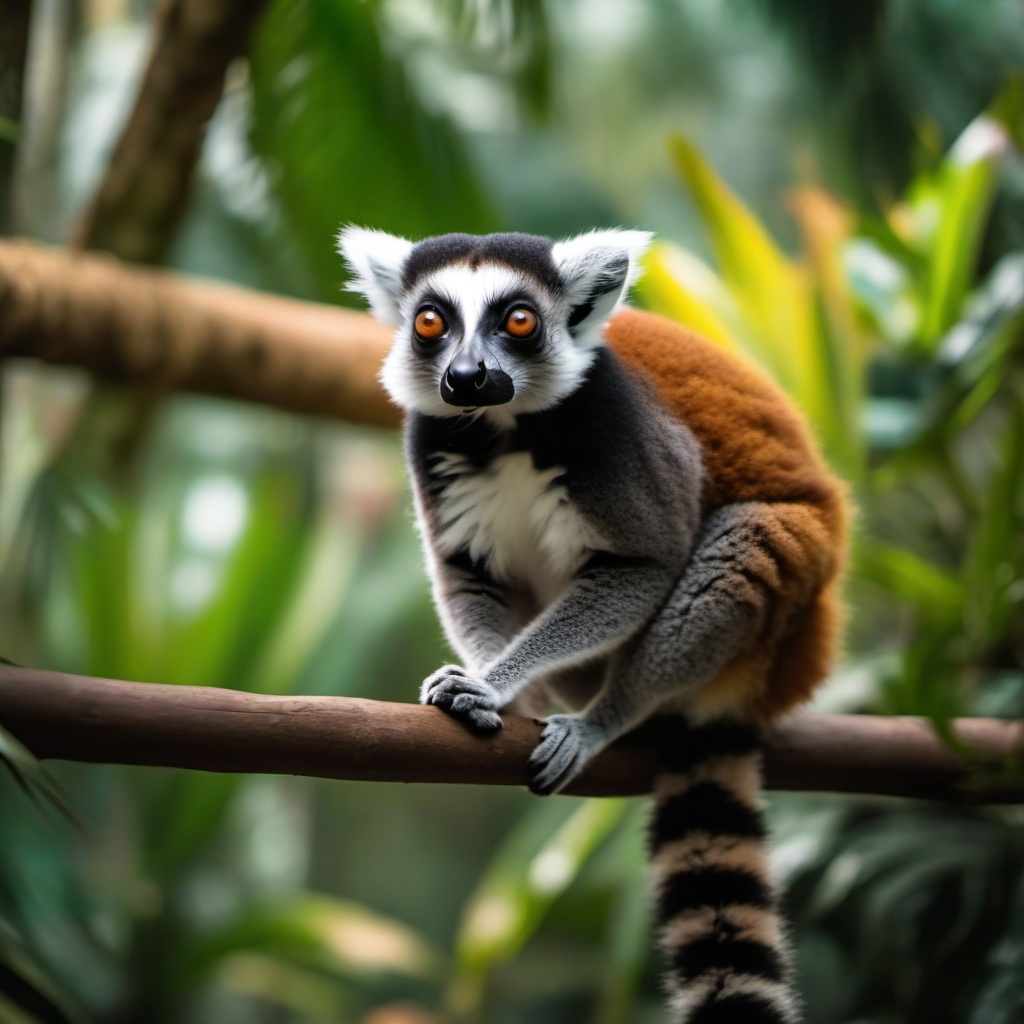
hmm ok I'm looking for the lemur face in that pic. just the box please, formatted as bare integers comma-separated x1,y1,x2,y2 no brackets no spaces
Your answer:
338,229,651,420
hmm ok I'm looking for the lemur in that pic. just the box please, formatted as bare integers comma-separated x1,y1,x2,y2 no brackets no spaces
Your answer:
338,227,847,1024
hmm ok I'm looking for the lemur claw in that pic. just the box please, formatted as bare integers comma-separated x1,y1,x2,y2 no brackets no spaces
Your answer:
528,715,601,796
421,665,503,734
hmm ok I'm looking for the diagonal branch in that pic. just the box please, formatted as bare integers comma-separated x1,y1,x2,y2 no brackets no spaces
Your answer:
72,0,270,261
1,665,1021,802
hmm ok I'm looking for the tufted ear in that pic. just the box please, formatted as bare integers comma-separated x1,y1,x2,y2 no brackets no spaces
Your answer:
337,226,414,325
551,229,652,346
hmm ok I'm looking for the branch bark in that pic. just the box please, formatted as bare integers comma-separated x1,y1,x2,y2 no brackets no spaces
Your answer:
0,239,398,427
72,0,270,261
1,665,1021,802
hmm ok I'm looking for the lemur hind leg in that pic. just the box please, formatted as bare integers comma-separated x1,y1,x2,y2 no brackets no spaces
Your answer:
529,503,790,795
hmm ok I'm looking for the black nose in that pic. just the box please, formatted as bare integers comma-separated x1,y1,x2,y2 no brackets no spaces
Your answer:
441,355,515,407
446,360,488,395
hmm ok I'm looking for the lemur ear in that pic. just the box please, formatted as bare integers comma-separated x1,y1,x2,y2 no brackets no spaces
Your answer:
551,229,652,346
337,226,414,325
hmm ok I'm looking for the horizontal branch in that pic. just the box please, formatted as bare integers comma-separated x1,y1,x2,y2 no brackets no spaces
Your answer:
1,666,1021,802
0,240,399,428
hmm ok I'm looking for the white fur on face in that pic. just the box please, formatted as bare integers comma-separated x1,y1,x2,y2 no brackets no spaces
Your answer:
380,262,596,420
339,226,654,422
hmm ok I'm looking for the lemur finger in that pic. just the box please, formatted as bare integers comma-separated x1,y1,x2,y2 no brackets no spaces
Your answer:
450,693,490,715
420,664,472,704
425,681,497,713
529,752,579,796
421,671,496,709
529,716,604,795
464,708,503,734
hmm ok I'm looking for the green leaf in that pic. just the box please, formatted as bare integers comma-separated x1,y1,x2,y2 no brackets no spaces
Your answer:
667,137,866,478
178,895,438,986
789,187,870,481
158,447,318,691
432,0,552,121
914,105,1013,346
448,798,625,1017
637,242,746,354
592,803,650,1024
941,252,1024,434
669,134,813,396
854,541,961,619
250,0,494,298
142,773,241,880
963,401,1024,651
0,723,84,833
0,925,87,1024
211,953,346,1019
972,874,1024,1023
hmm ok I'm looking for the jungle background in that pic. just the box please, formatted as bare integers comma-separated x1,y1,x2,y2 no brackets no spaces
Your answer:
2,0,1024,1021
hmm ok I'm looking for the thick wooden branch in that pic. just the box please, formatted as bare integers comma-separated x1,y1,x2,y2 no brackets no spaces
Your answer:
1,666,1021,802
0,240,398,427
72,0,270,261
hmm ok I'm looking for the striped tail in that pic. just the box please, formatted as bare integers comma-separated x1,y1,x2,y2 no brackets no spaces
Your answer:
647,717,801,1024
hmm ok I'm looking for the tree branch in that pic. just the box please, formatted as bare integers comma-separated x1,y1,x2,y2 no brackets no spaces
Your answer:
71,0,270,261
0,246,1020,805
0,240,398,428
1,665,1020,802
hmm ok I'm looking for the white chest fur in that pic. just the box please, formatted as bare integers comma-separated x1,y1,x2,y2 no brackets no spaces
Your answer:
430,451,601,597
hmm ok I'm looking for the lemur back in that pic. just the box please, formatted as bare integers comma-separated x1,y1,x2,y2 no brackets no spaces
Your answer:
607,308,847,722
338,227,848,1024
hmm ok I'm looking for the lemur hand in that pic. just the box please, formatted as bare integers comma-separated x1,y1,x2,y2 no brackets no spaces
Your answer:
528,715,605,796
420,665,503,734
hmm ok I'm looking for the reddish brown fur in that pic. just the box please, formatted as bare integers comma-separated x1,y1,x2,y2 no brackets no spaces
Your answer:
606,308,848,723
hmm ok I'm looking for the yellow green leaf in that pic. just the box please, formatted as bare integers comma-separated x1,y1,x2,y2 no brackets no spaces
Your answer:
638,243,744,354
669,134,815,397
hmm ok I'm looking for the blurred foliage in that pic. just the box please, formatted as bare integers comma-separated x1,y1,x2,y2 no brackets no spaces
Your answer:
249,0,495,295
2,0,1024,1022
750,0,1024,219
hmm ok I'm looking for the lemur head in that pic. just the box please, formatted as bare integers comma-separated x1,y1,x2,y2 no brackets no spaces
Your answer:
338,228,651,419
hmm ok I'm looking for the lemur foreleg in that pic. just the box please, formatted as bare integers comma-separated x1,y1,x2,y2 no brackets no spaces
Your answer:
422,555,516,731
422,558,677,732
433,555,516,664
528,504,781,794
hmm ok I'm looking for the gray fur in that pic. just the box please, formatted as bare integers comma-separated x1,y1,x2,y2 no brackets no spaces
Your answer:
338,227,764,794
338,227,812,1024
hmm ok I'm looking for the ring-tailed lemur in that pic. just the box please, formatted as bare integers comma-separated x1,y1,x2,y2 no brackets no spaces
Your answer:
338,227,847,1024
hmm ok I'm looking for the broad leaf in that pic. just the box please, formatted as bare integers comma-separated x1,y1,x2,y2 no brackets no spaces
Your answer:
178,895,438,985
449,798,624,1016
250,0,494,298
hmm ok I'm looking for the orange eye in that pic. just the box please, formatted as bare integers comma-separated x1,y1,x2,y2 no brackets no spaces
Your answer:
505,308,538,338
414,308,446,341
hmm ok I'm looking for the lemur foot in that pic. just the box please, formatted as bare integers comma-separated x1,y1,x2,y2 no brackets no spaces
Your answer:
421,664,503,734
528,715,604,796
